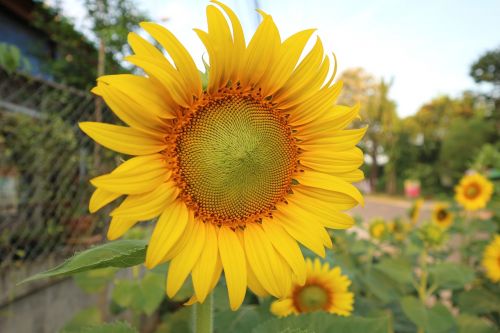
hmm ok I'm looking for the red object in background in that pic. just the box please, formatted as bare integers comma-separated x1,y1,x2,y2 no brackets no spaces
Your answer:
404,180,421,198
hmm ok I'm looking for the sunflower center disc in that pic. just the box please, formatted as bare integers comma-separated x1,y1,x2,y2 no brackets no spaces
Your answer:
465,183,480,199
296,285,329,312
175,95,297,225
437,209,448,221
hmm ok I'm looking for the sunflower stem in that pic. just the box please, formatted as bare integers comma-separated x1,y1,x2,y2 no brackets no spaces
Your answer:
193,293,213,333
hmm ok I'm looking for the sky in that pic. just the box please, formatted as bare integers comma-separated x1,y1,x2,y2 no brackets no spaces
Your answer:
53,0,500,117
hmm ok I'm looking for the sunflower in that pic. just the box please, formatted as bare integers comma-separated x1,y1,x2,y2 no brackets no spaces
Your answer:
388,218,410,241
409,198,424,225
80,1,365,310
455,173,493,211
482,235,500,283
431,203,453,229
369,218,387,240
270,258,354,317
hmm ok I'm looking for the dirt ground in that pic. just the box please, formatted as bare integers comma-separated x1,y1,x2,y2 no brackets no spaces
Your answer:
349,195,433,223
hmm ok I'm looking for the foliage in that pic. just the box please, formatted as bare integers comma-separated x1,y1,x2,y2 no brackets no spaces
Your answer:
0,43,31,74
470,48,500,85
30,2,124,89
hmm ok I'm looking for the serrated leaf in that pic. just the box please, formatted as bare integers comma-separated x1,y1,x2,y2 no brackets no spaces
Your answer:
139,272,165,315
60,307,101,333
216,305,264,333
80,321,138,333
21,240,147,283
457,288,500,314
252,313,390,333
457,314,497,333
374,258,414,285
74,268,118,293
400,297,456,333
429,263,475,290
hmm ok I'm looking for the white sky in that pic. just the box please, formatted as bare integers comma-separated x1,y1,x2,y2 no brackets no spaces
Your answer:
52,0,500,117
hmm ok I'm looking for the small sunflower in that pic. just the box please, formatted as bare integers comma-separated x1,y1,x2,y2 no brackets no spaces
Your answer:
388,218,410,241
482,235,500,283
270,258,354,317
369,218,387,240
80,2,365,310
455,173,493,211
409,198,424,225
431,203,453,229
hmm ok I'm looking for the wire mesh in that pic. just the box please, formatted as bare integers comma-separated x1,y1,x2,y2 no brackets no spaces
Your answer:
0,68,117,269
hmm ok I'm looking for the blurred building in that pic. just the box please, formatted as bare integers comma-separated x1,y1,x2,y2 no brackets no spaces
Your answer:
0,0,55,77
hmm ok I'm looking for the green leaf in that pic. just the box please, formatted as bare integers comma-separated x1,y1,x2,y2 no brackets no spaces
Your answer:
252,313,390,333
60,307,101,333
111,272,165,315
21,240,147,283
429,263,475,289
139,272,165,315
74,268,118,293
400,297,456,333
457,314,497,333
374,258,414,285
457,288,500,314
216,305,261,333
80,322,138,333
360,268,405,304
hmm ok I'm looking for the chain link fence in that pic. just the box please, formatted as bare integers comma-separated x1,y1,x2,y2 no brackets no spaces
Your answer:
0,68,117,270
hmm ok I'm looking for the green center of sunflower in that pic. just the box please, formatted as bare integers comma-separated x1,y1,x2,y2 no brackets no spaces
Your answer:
175,94,298,226
465,183,480,199
295,284,330,312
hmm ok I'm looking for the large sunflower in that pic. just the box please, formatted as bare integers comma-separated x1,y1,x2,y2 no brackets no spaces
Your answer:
270,258,354,317
482,235,500,283
431,203,453,229
455,173,493,211
80,1,365,310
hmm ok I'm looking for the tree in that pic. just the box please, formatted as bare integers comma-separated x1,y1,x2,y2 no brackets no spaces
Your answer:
470,47,500,142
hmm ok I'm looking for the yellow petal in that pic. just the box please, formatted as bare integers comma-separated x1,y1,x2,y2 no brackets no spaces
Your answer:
110,181,178,221
294,185,358,211
260,29,315,96
90,155,169,194
247,262,269,297
240,14,280,86
273,208,325,257
211,1,245,81
261,220,306,284
300,147,364,175
79,122,166,156
299,127,367,148
96,74,175,119
297,104,361,137
218,226,247,310
295,170,364,205
89,188,121,213
140,22,201,96
125,55,192,108
270,298,295,317
244,223,292,297
145,200,190,268
166,220,206,298
273,37,325,105
192,223,219,303
289,190,355,230
107,217,138,240
276,199,333,249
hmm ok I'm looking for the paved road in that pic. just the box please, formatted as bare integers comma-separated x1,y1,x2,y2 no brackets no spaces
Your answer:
349,195,432,222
